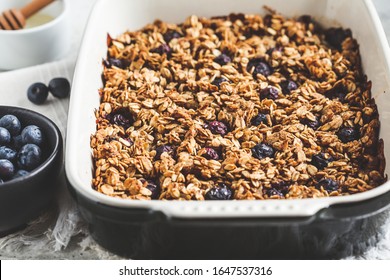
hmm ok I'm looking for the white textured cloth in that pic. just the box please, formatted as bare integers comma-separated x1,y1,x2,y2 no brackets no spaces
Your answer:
0,0,389,259
0,0,119,259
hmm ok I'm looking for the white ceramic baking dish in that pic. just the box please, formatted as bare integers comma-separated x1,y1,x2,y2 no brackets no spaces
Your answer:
66,0,390,218
65,0,390,259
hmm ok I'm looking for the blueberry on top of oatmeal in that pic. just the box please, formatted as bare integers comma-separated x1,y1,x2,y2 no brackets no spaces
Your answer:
271,181,290,195
112,114,132,129
205,121,228,136
151,44,171,55
311,153,334,170
301,117,321,130
104,57,130,69
202,147,220,160
316,178,339,193
211,77,229,88
155,145,174,160
251,143,275,159
214,54,231,65
326,84,348,103
205,183,233,200
280,80,298,94
259,87,279,100
251,113,268,126
265,188,284,198
338,127,359,143
324,27,351,50
247,58,273,77
106,109,133,129
164,30,183,43
145,181,160,200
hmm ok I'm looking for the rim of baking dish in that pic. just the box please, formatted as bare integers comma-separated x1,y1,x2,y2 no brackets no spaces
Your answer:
66,0,390,218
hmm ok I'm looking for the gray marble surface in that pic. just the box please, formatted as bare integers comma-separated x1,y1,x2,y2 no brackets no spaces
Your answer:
0,0,390,260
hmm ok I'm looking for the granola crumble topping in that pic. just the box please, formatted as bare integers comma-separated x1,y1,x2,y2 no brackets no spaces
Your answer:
91,11,386,200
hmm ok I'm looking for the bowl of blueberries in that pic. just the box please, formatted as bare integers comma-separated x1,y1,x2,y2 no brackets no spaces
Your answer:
0,105,63,234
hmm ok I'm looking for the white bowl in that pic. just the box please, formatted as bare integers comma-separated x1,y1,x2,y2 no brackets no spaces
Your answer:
0,0,70,70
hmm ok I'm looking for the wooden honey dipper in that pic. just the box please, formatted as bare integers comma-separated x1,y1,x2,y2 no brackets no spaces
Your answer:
0,0,54,30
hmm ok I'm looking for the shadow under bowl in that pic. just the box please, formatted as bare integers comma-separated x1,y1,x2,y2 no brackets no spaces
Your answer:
0,106,63,233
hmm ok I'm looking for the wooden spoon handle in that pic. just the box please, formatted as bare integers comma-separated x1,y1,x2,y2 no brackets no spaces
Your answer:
20,0,55,19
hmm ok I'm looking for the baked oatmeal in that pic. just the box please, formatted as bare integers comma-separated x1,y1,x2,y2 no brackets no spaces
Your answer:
90,10,386,200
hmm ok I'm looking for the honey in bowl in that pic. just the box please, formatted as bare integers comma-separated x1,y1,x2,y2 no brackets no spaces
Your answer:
25,13,54,29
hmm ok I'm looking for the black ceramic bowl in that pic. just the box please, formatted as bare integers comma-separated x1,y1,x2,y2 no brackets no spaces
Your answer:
0,106,63,234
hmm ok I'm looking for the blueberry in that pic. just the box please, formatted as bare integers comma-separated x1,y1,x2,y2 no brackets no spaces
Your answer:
247,58,273,77
326,85,347,102
103,57,131,69
297,15,313,25
271,181,290,195
316,178,338,193
0,146,17,162
112,114,132,129
263,14,273,27
163,30,183,43
151,44,171,55
324,28,351,50
251,143,275,159
311,153,333,170
48,78,71,99
27,83,49,105
106,109,133,129
0,127,11,146
259,87,279,100
214,54,231,65
17,144,42,171
145,181,160,199
265,188,284,197
228,13,246,22
280,80,298,94
211,77,229,88
0,159,14,180
301,117,321,130
12,135,23,150
205,183,233,200
202,147,220,160
12,169,30,179
251,113,268,126
21,125,43,146
155,145,174,160
0,115,21,136
338,127,359,143
330,91,346,102
205,121,228,136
